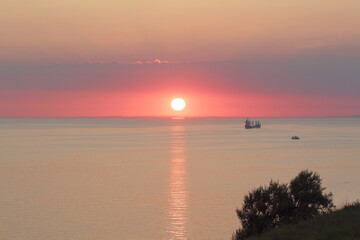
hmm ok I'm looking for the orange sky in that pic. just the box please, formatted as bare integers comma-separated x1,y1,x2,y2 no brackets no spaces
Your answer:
0,0,359,117
2,0,360,63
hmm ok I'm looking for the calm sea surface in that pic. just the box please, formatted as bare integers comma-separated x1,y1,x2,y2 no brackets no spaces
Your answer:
0,117,359,240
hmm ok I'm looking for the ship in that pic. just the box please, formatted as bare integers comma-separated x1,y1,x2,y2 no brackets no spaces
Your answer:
245,119,261,129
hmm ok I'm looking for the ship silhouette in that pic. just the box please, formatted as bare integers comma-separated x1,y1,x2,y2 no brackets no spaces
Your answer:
245,119,261,129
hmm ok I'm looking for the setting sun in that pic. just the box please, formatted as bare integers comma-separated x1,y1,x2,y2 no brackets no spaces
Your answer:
171,98,186,111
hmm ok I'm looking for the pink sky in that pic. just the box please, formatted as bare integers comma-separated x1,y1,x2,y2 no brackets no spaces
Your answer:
1,0,359,117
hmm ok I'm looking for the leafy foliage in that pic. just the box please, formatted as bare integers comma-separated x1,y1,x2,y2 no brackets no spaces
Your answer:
233,170,334,240
242,201,360,240
290,170,334,220
234,181,294,239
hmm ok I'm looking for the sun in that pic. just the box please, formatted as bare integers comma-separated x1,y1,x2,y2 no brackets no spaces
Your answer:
171,98,186,111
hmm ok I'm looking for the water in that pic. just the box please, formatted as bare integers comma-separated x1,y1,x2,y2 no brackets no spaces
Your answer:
0,117,359,240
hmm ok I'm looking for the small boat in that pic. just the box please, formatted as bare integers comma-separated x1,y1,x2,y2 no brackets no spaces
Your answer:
245,119,261,129
291,136,300,140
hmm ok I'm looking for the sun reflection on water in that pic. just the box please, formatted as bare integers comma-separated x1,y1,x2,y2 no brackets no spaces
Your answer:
167,125,188,240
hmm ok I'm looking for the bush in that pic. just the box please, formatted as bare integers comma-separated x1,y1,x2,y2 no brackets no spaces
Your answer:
233,181,294,239
233,170,334,240
290,170,334,220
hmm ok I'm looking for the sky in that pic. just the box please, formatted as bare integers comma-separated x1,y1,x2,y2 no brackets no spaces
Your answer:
1,0,360,117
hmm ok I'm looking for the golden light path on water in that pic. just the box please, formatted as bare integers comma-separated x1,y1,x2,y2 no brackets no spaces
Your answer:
167,124,188,240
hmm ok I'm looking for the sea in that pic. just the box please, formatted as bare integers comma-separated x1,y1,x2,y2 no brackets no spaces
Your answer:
0,117,359,240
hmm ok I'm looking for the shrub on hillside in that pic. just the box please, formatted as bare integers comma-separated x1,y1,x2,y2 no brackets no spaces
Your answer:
233,181,294,239
290,170,334,220
232,170,334,240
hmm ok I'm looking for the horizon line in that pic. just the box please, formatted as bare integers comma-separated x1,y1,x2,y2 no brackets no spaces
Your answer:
0,115,359,118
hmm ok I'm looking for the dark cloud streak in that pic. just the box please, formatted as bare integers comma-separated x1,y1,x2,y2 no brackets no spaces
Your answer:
1,56,360,98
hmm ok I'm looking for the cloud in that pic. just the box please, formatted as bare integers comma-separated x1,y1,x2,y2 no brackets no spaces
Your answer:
87,60,124,64
86,59,178,65
1,56,360,100
152,59,173,64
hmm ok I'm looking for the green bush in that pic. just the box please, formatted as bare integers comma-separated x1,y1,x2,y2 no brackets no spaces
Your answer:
233,170,334,240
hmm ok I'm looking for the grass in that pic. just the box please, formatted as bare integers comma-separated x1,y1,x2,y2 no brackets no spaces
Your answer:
246,202,360,240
